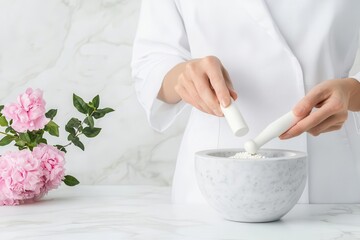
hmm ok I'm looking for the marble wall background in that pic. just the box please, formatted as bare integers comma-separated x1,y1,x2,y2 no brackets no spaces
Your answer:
0,0,189,186
0,0,360,186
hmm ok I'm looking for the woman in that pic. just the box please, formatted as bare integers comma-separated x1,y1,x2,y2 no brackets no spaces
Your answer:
132,0,360,204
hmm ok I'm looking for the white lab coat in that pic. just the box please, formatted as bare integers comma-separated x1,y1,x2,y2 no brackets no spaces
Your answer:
132,0,360,203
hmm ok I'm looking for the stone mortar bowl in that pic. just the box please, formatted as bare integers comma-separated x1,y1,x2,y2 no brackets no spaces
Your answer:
195,149,307,223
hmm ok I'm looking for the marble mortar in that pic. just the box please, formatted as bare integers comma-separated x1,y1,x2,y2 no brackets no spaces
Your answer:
195,149,307,222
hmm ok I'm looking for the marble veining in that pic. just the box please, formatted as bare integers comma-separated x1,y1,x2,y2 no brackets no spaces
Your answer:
0,0,189,186
195,149,307,222
0,186,360,240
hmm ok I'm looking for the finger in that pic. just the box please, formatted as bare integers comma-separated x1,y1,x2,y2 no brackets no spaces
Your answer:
184,62,221,114
299,96,347,132
191,73,222,115
315,99,327,108
209,71,231,107
282,99,338,139
229,89,238,101
203,58,231,107
222,69,238,100
182,77,222,116
320,124,343,134
175,84,211,114
307,112,347,136
293,85,330,118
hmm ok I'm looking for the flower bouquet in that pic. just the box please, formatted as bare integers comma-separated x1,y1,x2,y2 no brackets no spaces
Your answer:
0,88,113,205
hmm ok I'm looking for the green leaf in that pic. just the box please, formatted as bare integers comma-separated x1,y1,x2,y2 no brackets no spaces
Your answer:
15,140,26,147
45,109,58,120
65,126,76,135
45,120,60,137
82,127,101,138
93,108,115,119
92,112,102,119
72,137,85,151
87,106,94,115
65,118,81,135
84,116,94,128
19,132,31,143
67,134,76,141
0,116,8,127
5,127,16,134
15,140,26,146
0,135,14,146
0,105,4,112
39,138,47,144
63,175,80,186
55,145,67,153
30,130,45,146
66,118,81,128
73,94,89,114
92,95,100,109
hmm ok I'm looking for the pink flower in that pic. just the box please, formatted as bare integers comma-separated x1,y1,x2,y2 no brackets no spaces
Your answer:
33,144,65,193
2,88,49,133
0,150,44,205
0,145,66,206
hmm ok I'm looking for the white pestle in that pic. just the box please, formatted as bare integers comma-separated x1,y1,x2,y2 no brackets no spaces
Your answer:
221,100,249,137
244,111,296,154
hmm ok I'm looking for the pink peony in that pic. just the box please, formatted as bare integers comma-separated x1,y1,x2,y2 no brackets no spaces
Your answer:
0,150,44,205
2,88,49,133
0,145,66,206
33,144,65,193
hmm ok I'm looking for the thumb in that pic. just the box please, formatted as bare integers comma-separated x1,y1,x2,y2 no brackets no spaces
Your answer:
229,88,238,101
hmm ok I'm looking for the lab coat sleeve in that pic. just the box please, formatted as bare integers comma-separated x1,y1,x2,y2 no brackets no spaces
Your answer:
350,72,360,82
132,0,191,132
350,71,360,133
350,31,360,83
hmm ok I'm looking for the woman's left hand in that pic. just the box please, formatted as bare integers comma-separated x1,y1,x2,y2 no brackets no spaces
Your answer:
280,78,360,139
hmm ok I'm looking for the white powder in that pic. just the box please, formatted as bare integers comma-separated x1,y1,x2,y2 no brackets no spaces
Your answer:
230,152,265,159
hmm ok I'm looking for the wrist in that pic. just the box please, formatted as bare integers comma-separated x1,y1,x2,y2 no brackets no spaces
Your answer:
345,78,360,111
346,77,360,95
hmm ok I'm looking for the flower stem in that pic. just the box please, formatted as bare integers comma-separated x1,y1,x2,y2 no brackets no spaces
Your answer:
62,132,83,148
0,131,13,137
62,109,95,150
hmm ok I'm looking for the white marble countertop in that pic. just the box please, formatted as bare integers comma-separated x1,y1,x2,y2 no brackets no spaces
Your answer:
0,186,359,240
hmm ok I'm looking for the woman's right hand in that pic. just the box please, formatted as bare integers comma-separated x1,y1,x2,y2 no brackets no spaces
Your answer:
160,56,237,117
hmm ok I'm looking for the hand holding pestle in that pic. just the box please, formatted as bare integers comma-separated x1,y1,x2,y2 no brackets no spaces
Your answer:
244,111,297,154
